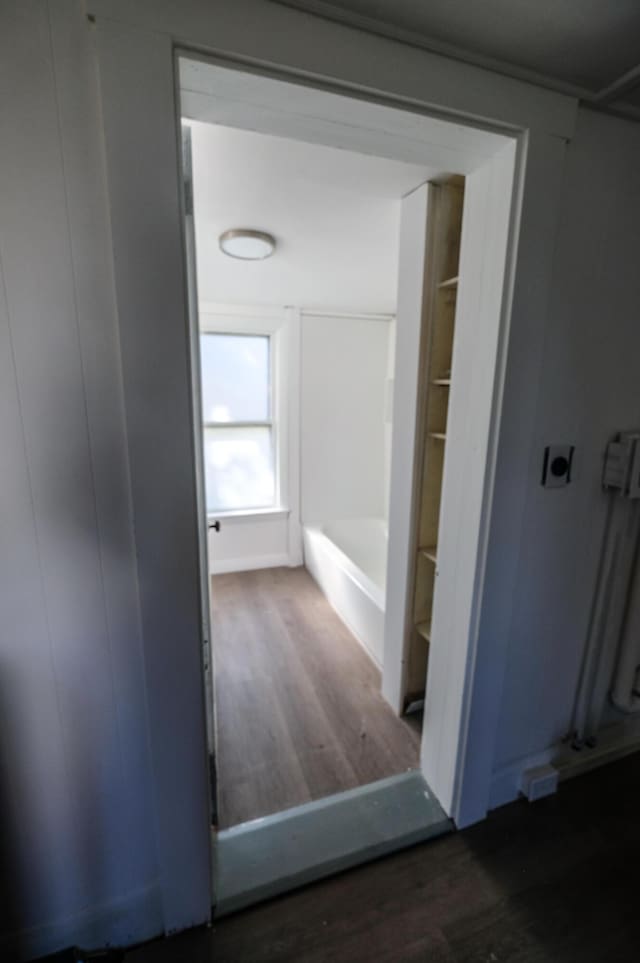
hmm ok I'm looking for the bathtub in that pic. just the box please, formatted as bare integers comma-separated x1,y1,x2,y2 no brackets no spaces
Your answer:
303,517,387,667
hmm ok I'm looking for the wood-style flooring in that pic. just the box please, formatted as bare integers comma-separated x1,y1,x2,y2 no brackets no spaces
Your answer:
211,566,420,828
126,752,640,962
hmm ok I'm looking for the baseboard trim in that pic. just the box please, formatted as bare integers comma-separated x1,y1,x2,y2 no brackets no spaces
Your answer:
489,749,554,810
209,553,296,575
0,879,163,961
489,718,640,811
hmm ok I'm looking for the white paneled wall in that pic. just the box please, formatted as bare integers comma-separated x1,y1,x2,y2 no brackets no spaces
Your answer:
5,0,640,952
0,2,159,957
492,110,640,788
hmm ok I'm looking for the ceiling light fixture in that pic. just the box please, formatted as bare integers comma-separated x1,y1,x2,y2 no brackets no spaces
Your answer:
219,229,276,260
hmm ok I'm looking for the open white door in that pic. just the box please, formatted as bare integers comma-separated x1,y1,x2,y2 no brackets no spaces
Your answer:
181,124,217,822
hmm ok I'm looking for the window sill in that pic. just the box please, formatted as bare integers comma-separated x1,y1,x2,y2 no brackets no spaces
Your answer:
207,507,290,525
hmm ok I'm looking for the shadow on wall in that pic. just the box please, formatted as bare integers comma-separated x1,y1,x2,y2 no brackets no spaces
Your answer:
0,661,127,963
0,694,21,957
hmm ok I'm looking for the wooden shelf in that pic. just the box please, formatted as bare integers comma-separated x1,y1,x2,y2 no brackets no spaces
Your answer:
419,547,437,564
405,180,463,707
415,621,432,643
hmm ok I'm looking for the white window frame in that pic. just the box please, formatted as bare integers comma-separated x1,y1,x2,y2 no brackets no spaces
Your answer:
199,303,292,521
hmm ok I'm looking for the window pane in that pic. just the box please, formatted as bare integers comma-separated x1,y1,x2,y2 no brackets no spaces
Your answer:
200,333,270,422
204,426,275,511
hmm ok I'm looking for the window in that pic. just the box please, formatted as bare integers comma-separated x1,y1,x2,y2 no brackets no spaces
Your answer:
200,333,276,512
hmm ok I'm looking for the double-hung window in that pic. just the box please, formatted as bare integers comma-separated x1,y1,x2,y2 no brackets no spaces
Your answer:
200,332,276,513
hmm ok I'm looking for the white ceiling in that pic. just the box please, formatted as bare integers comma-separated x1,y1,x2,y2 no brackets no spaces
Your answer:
276,0,640,107
190,122,432,313
182,57,509,314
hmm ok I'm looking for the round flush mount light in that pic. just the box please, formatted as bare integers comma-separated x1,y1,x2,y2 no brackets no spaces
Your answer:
219,229,276,260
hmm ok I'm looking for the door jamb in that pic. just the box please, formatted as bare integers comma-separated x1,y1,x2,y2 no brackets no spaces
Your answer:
173,47,525,830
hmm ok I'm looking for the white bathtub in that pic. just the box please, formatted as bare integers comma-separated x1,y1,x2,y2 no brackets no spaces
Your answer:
303,517,387,667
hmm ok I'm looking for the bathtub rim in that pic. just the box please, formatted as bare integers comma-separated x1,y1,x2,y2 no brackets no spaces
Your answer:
303,521,387,612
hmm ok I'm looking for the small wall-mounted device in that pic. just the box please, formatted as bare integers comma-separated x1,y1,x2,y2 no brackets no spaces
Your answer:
541,444,574,488
521,763,559,802
603,432,640,499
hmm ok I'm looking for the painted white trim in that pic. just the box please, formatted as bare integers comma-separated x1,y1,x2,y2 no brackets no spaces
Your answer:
421,142,519,828
489,748,554,811
285,306,304,567
92,0,578,932
451,132,570,829
300,309,394,322
93,0,577,135
199,301,285,323
209,508,290,523
210,551,294,574
0,879,163,962
489,718,640,811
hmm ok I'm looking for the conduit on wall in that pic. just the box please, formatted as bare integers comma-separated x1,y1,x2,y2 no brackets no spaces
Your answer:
572,433,640,747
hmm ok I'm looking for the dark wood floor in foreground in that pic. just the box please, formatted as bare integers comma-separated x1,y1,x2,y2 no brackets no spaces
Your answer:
211,566,420,828
128,752,640,962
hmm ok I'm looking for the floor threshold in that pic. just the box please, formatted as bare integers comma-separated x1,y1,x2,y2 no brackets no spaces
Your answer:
214,770,451,916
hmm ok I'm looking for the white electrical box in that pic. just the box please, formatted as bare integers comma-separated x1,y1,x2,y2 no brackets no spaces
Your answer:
521,764,559,802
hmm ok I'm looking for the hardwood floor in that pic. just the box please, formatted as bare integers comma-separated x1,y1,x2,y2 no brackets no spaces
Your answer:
211,566,420,828
126,752,640,962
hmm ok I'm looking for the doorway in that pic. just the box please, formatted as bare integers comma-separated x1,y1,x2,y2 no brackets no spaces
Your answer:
178,55,518,908
185,116,443,829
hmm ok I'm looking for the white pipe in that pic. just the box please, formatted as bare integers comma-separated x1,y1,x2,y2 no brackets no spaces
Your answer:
611,512,640,713
571,494,617,746
585,500,640,738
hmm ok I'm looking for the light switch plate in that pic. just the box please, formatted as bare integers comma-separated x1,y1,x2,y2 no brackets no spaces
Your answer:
542,445,574,488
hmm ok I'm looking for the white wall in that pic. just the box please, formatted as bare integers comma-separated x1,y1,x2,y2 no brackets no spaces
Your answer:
0,3,161,958
202,306,392,572
490,108,640,799
383,320,397,517
190,122,426,314
191,121,404,573
300,313,391,524
9,0,640,953
208,511,291,573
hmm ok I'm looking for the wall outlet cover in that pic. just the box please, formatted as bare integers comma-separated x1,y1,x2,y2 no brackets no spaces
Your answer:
542,444,574,487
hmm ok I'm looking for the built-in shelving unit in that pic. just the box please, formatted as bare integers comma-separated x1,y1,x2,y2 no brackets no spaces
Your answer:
416,621,432,643
405,180,464,707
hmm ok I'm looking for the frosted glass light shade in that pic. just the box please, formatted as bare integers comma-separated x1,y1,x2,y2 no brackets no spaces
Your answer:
219,229,276,260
